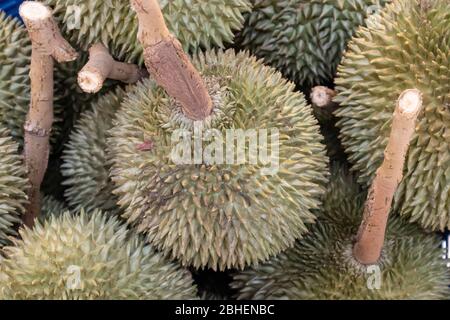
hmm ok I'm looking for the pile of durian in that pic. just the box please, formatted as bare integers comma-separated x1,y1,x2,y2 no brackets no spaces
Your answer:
0,0,448,300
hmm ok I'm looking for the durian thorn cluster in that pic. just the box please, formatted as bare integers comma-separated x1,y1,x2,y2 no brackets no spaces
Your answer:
131,0,212,120
78,43,148,93
19,1,78,227
353,89,423,265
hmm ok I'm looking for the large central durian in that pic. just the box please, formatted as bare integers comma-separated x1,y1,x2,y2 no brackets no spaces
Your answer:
0,211,197,299
335,0,450,231
231,165,449,299
236,0,389,87
108,50,329,270
42,0,252,64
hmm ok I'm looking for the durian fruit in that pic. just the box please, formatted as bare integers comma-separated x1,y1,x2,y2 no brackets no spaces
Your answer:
43,0,252,64
334,0,450,230
231,165,449,299
0,211,198,300
236,0,389,87
61,87,127,214
0,127,28,246
0,11,31,140
109,50,329,270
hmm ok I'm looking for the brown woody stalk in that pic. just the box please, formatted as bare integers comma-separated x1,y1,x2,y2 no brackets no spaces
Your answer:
19,1,78,227
78,43,148,93
310,86,338,113
353,89,423,265
130,0,212,120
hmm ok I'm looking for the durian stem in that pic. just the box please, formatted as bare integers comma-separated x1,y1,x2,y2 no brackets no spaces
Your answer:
19,1,78,227
353,89,423,265
78,43,148,93
310,86,338,113
130,0,213,121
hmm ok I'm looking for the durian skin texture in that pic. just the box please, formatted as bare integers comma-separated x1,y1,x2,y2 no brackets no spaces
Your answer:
43,0,252,64
109,50,329,271
232,165,449,300
0,128,28,246
237,0,389,87
62,87,126,215
0,11,31,140
0,211,197,300
335,0,450,231
40,195,66,221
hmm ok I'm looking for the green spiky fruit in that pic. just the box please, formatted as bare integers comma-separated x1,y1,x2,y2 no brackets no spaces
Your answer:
0,127,28,246
109,50,329,270
43,0,252,64
62,87,127,214
334,0,450,231
0,11,32,140
0,211,197,299
237,0,389,87
232,165,449,299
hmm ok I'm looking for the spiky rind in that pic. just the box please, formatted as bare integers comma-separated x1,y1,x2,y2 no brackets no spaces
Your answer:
43,0,251,64
0,127,28,246
0,11,31,140
109,50,329,270
40,195,66,221
232,166,449,300
0,211,197,299
237,0,389,87
62,87,126,214
335,0,450,231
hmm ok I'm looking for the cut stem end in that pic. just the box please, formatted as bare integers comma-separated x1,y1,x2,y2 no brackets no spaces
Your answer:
19,1,51,21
